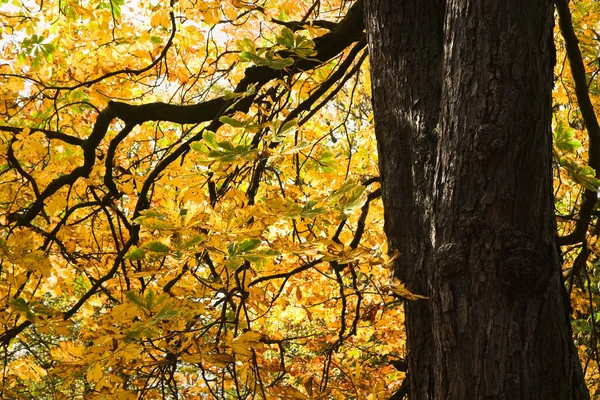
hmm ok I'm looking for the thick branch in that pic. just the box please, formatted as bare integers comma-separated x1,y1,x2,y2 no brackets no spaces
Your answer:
108,0,365,126
8,106,115,226
272,19,339,31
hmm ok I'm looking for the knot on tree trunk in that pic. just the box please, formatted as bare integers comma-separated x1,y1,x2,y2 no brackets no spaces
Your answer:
497,225,546,292
474,123,506,161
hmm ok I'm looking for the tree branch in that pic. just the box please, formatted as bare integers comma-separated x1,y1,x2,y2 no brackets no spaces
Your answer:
0,125,84,147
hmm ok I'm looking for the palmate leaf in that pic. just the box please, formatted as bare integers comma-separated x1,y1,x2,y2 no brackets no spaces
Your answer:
276,27,316,58
554,121,582,153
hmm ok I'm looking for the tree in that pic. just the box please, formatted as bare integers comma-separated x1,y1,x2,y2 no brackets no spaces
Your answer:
365,0,590,398
0,0,599,399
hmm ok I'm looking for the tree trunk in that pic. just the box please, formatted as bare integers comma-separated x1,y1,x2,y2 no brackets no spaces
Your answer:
365,0,590,399
364,0,443,397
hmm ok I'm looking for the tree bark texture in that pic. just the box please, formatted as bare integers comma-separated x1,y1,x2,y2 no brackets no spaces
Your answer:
365,0,589,399
365,0,443,398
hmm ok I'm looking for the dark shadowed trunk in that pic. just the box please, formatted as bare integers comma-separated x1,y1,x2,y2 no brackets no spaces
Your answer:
365,0,590,398
364,0,443,398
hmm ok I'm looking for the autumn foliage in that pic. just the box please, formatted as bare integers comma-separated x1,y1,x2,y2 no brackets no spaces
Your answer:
0,0,598,398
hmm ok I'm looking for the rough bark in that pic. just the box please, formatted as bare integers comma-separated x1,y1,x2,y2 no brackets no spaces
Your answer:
365,0,589,399
365,0,443,397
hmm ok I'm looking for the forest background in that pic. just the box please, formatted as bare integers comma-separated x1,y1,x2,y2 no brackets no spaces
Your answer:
0,0,598,399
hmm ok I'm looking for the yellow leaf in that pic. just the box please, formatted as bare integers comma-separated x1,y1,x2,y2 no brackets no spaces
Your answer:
65,240,77,253
86,362,103,383
129,270,163,278
230,330,263,356
115,390,137,400
150,10,171,29
11,357,45,382
386,279,428,301
203,7,220,25
224,5,238,20
204,352,235,367
283,386,310,400
181,354,204,363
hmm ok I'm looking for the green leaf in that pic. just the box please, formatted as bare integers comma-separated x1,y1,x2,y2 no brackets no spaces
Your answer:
140,219,178,230
240,51,262,63
334,180,356,196
237,38,256,53
240,50,294,69
185,235,206,249
228,239,261,257
281,140,311,155
190,141,207,153
264,56,294,69
145,290,157,310
125,322,157,340
238,238,261,253
240,254,262,262
334,181,367,213
154,304,179,320
125,248,146,260
275,27,315,58
144,241,170,253
10,298,36,321
42,42,55,53
279,119,297,135
227,242,239,256
219,116,245,128
300,200,327,218
10,298,29,313
126,291,146,309
217,140,235,151
276,27,295,48
560,159,600,191
316,150,336,172
554,122,582,153
110,0,123,18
